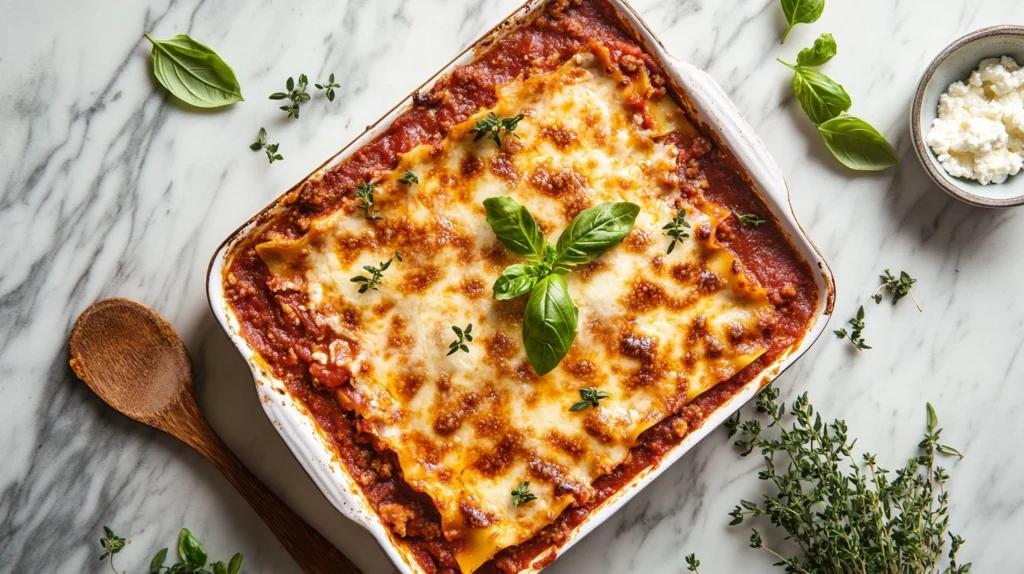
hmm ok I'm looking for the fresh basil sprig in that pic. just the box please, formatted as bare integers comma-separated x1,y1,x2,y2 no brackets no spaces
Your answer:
780,35,898,172
777,60,850,126
484,198,639,375
99,526,242,574
143,34,244,108
780,0,824,44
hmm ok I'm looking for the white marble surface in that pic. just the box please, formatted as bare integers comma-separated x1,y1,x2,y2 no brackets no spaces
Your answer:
3,0,1024,572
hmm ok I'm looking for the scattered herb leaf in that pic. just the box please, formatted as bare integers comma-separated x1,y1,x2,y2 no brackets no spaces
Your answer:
663,208,691,254
780,0,825,44
685,553,701,573
143,33,244,108
511,481,537,507
569,387,610,412
834,305,870,350
447,324,474,356
817,115,900,171
314,72,340,102
796,32,837,67
733,211,767,229
350,252,402,293
398,170,419,185
778,58,852,125
471,112,525,148
250,127,283,163
727,387,970,573
269,74,310,119
873,269,922,311
354,182,382,220
99,526,126,573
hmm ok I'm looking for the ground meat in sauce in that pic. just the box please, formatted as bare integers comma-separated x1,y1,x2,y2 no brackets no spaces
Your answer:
222,0,818,572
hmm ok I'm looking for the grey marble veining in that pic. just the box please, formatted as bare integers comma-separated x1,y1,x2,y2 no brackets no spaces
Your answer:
2,0,1024,572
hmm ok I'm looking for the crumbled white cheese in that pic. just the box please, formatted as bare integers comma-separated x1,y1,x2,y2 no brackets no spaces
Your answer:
926,56,1024,185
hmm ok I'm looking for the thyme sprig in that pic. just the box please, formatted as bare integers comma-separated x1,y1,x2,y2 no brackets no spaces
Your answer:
98,527,242,574
873,269,922,312
569,387,610,412
733,211,767,229
511,481,537,507
471,112,525,148
834,305,870,350
354,182,382,220
447,324,473,356
249,127,283,163
663,208,692,254
725,387,970,574
685,553,701,573
350,252,402,293
315,73,340,102
269,74,310,119
398,170,419,185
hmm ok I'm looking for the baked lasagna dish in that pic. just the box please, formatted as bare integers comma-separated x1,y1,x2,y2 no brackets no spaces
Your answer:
221,0,819,571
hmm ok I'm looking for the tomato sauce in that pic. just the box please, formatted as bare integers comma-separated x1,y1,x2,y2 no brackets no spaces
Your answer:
222,1,819,572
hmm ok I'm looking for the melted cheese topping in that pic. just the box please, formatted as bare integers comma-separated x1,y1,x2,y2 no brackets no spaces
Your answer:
257,53,774,573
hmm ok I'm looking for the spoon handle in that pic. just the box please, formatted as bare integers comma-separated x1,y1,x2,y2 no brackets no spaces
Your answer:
166,398,362,574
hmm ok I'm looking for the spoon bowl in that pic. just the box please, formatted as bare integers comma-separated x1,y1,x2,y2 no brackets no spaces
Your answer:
70,297,359,574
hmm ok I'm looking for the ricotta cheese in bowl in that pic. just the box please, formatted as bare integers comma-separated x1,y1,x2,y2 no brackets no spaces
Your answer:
926,56,1024,185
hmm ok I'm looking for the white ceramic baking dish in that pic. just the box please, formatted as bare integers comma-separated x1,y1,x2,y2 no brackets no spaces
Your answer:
206,0,836,571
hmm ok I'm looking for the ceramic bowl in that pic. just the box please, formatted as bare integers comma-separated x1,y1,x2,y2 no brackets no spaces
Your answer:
911,25,1024,208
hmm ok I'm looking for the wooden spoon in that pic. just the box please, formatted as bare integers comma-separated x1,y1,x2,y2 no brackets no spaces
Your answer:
69,298,361,574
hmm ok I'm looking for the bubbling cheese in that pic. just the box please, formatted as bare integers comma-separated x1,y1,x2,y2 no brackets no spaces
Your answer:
256,53,775,573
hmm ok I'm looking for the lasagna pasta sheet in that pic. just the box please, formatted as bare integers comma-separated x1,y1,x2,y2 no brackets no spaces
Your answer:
257,53,775,572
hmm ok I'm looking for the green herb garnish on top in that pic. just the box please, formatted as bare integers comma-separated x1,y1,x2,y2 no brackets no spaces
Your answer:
511,481,537,507
447,324,473,356
569,387,610,412
398,170,419,185
471,112,525,148
733,211,767,229
663,209,692,254
354,182,382,220
351,252,402,293
484,197,639,375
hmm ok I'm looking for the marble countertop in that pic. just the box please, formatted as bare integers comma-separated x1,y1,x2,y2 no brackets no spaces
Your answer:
3,0,1023,571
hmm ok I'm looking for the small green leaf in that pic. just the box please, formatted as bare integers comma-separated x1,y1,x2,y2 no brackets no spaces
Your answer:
493,264,544,300
797,33,838,67
785,64,851,125
780,0,825,44
143,33,243,108
228,554,243,574
817,115,899,171
213,562,228,574
178,528,208,568
522,274,578,375
554,202,640,267
926,402,938,431
150,548,169,573
483,197,546,259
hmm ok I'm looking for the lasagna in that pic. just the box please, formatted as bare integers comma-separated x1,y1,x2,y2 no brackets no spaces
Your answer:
222,1,819,572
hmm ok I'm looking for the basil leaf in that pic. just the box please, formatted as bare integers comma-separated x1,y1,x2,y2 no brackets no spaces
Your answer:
144,34,244,108
817,115,899,171
522,275,578,376
213,563,228,574
780,0,825,44
227,554,243,574
178,528,207,568
554,202,640,267
483,197,546,259
150,549,168,573
493,264,545,300
796,33,837,67
787,65,851,125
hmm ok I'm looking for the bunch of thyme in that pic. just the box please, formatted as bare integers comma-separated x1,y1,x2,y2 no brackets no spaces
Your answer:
723,386,970,574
